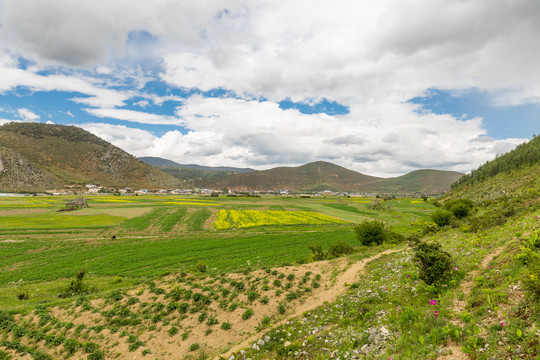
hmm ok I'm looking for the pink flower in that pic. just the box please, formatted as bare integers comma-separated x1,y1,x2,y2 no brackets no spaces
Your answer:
434,310,439,317
500,322,505,327
406,274,410,278
453,267,459,271
430,299,437,306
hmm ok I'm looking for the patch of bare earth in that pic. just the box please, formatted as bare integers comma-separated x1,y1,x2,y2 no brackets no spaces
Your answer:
28,250,398,360
217,249,399,359
438,246,505,360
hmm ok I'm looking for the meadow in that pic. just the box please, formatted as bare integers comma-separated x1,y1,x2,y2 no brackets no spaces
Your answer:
0,193,538,360
0,194,432,310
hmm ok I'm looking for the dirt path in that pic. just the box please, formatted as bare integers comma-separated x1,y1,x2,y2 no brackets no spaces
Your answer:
216,249,399,359
438,246,505,360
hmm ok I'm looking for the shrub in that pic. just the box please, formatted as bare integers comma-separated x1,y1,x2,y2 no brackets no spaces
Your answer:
194,262,208,273
328,240,353,258
444,199,474,219
17,292,29,301
410,238,453,285
189,343,200,351
307,243,325,260
354,220,386,246
168,326,178,336
277,304,286,314
221,321,232,330
58,269,87,298
431,209,453,227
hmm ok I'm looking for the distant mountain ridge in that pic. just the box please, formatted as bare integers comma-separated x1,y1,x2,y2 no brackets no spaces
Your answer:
139,156,255,173
143,157,463,195
0,123,180,192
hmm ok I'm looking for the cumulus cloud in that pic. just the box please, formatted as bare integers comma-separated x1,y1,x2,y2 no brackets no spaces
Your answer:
0,0,536,175
80,96,525,177
17,108,39,122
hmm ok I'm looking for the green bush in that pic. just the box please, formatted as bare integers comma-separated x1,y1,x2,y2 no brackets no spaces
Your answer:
354,220,386,246
328,240,354,258
431,209,453,227
410,238,453,285
444,199,474,219
58,270,87,298
194,261,208,273
307,243,325,260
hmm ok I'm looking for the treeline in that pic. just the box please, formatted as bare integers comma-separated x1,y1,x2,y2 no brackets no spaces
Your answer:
0,122,110,147
452,135,540,189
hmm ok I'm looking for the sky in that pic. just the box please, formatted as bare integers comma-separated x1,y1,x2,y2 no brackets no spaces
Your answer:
0,0,538,177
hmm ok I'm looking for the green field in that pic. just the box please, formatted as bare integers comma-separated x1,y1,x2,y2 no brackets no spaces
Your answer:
0,194,433,310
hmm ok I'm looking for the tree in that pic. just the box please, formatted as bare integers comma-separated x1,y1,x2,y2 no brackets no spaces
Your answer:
354,220,386,246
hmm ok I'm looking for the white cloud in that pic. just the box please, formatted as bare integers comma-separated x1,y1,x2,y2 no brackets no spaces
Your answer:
0,55,132,108
133,100,150,108
0,0,537,175
81,96,525,177
17,108,39,122
83,108,183,126
79,123,157,153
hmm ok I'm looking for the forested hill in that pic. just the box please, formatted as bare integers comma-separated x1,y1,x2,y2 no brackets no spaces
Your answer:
452,135,540,189
447,135,540,201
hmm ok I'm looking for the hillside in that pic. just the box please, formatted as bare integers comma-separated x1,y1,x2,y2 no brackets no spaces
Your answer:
196,160,384,192
446,135,540,201
176,160,462,194
358,169,463,195
0,123,180,191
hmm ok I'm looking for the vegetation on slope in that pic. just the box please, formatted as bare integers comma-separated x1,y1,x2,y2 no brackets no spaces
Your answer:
452,135,540,191
0,123,180,191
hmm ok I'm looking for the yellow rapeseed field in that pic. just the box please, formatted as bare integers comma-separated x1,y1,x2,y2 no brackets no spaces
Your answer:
213,209,347,230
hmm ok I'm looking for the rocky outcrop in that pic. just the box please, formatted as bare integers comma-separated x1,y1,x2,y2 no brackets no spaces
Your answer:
0,147,58,192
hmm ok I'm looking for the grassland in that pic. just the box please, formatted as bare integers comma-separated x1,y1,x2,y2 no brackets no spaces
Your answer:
1,193,481,360
1,192,539,359
0,195,431,307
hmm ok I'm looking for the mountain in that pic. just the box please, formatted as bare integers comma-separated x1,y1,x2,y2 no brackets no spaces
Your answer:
358,169,464,195
0,123,180,192
139,156,255,173
184,160,462,195
194,161,383,192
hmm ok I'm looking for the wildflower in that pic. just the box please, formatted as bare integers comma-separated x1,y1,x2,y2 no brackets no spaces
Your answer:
434,310,439,317
500,322,504,327
406,274,411,278
430,299,437,306
453,267,459,271
442,284,447,288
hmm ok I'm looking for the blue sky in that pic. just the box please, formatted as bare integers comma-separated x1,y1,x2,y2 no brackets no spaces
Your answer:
0,0,538,177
